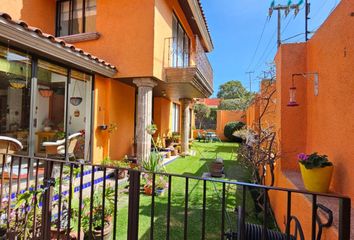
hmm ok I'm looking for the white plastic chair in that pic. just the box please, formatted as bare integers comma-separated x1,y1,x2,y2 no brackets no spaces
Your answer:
0,136,23,162
42,132,82,160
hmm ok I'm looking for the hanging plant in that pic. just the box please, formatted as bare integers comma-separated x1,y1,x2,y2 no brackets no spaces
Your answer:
70,79,83,106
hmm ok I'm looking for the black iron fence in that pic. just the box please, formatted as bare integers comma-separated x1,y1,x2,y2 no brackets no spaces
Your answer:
0,154,351,240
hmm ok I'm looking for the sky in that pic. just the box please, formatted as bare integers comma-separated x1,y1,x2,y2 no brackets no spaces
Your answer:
201,0,340,96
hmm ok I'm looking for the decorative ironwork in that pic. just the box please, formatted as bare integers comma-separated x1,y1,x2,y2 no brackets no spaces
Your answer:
0,154,350,240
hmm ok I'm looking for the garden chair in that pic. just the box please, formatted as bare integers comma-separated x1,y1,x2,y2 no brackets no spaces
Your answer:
0,136,23,179
196,131,206,142
42,132,82,160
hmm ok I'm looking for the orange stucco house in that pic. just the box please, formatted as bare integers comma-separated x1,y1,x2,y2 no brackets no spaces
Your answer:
247,0,353,238
0,0,213,163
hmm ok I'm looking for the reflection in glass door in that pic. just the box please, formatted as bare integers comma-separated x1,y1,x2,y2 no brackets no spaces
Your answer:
67,70,92,161
0,45,32,154
34,60,67,156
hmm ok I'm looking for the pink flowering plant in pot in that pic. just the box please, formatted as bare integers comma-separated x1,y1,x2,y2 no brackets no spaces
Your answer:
298,153,332,169
298,152,334,193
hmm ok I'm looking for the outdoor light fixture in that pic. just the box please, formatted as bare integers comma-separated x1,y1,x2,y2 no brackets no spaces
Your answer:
9,78,26,89
39,88,54,98
287,72,319,107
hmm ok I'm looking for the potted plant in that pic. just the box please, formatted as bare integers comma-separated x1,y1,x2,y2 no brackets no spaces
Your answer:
298,152,334,193
42,118,53,132
51,166,84,240
101,156,129,179
142,151,166,195
155,176,168,196
146,124,157,135
142,174,168,196
80,187,115,240
171,132,180,143
7,189,44,239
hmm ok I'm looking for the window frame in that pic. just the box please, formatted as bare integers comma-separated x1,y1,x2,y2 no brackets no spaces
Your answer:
172,14,190,68
56,0,96,37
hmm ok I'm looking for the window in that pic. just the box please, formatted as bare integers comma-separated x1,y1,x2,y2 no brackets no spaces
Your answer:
172,14,190,67
172,103,180,132
0,45,32,154
56,0,96,37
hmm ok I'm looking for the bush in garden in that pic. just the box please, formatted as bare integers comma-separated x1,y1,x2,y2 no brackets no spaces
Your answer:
224,121,245,142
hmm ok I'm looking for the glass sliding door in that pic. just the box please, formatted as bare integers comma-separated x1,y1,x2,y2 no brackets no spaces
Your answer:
67,70,92,161
0,45,32,154
34,60,67,156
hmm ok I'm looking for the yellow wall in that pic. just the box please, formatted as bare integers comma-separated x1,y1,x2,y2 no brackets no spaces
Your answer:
153,97,172,137
108,80,136,160
153,97,192,139
93,76,135,163
93,75,110,163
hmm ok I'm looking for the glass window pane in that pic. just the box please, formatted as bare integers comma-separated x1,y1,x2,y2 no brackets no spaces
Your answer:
68,70,92,161
172,16,178,67
184,34,190,67
85,0,96,32
35,60,67,156
0,45,32,154
59,1,70,36
172,103,180,132
72,0,84,34
177,24,184,67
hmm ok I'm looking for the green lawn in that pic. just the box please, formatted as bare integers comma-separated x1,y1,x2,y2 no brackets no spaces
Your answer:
113,141,261,240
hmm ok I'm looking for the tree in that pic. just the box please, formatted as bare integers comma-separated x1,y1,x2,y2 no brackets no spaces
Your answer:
217,80,251,99
194,104,210,129
218,98,253,111
217,80,254,110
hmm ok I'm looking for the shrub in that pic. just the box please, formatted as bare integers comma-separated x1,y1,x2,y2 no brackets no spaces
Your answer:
224,121,245,142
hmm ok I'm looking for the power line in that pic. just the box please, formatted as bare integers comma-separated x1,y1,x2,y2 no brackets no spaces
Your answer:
311,0,330,20
282,32,305,42
245,17,269,72
252,31,276,73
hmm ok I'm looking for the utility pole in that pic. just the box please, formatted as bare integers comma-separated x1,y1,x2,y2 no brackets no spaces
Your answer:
245,71,254,92
269,3,301,48
305,0,310,41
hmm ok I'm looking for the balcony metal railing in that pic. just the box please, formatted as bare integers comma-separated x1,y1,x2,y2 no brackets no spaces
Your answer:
0,154,351,240
164,35,213,89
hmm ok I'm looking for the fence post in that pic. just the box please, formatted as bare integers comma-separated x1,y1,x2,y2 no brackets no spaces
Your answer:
41,161,55,240
338,197,351,240
127,170,141,240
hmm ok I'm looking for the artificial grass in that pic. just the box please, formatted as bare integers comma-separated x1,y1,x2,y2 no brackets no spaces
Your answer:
112,141,262,240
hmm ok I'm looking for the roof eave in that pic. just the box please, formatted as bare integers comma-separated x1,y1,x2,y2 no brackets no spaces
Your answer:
0,19,117,77
185,0,213,52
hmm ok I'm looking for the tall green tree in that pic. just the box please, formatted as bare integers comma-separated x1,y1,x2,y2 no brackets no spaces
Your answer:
217,80,254,110
217,80,250,99
194,103,210,129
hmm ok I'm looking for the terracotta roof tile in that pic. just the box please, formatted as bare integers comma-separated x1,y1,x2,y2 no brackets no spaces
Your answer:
197,0,213,47
0,12,117,71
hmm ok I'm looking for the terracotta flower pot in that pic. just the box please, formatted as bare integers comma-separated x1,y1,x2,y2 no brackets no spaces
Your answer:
50,228,84,240
91,222,113,240
299,163,334,193
144,185,153,195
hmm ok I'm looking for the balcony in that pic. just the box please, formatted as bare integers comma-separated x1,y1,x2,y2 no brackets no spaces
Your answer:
163,36,213,98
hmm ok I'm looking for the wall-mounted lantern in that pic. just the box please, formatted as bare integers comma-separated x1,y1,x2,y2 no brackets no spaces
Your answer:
287,72,319,107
